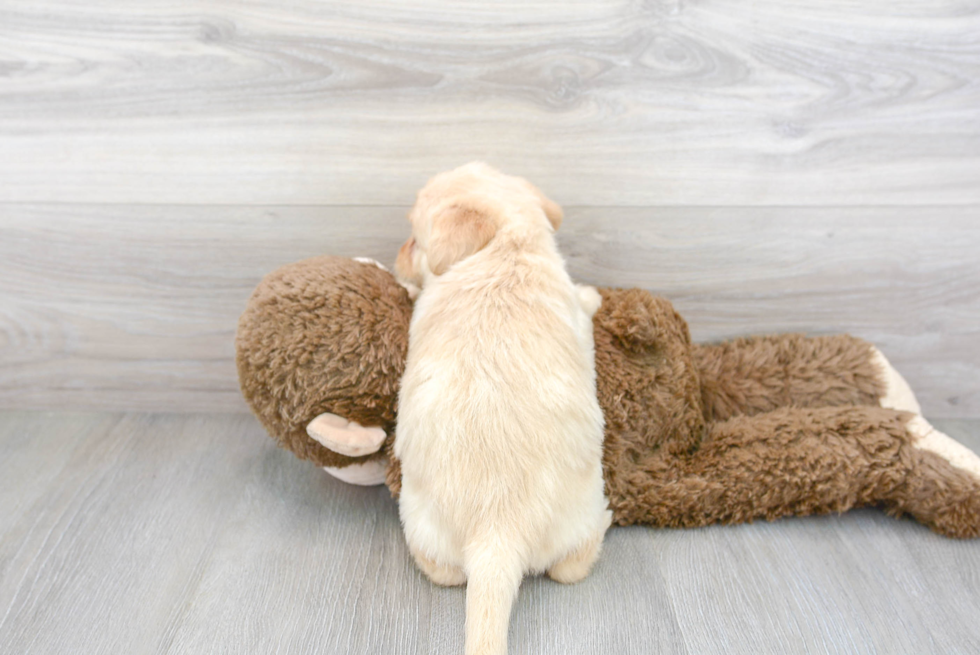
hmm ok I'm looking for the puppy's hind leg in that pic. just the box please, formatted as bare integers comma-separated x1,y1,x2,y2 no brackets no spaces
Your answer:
409,544,466,587
547,509,612,584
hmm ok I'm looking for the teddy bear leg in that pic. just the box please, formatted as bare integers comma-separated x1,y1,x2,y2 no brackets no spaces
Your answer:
867,348,980,536
608,406,905,528
885,433,980,539
693,334,883,422
854,346,980,481
604,406,980,538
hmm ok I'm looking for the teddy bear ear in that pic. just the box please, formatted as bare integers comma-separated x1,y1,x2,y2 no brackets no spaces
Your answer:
426,201,497,275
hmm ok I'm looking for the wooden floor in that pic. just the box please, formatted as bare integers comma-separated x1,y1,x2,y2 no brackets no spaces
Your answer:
1,410,979,654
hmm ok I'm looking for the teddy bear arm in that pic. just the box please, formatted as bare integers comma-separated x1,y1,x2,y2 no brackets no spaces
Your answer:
692,334,885,422
594,288,708,456
603,405,980,538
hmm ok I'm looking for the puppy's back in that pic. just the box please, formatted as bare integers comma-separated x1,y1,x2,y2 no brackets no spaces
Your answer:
396,164,607,655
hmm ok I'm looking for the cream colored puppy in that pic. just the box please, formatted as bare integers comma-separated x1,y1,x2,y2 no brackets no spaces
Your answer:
394,163,611,655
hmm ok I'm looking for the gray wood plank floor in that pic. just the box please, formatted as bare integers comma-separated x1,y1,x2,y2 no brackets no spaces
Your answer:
2,411,979,654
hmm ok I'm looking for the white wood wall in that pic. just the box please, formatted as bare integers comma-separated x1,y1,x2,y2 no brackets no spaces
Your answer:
1,1,978,416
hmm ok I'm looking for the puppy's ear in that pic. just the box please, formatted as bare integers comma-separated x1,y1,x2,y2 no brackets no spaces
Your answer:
427,202,497,275
394,237,420,287
521,180,563,231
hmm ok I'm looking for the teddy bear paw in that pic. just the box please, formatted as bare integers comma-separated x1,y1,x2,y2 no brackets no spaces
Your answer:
905,415,980,481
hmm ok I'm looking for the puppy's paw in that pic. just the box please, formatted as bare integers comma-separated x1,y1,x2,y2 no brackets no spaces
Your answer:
576,284,602,318
548,511,610,584
548,545,598,585
307,412,387,457
411,548,466,586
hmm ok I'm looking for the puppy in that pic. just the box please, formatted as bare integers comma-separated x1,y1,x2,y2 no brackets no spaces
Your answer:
394,163,611,655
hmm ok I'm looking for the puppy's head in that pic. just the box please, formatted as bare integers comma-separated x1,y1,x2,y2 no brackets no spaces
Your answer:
395,162,563,286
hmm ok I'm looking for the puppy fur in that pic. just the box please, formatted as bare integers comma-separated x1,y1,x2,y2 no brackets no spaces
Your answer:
394,163,611,655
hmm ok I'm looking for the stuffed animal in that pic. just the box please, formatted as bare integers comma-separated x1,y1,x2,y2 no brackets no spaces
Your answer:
236,256,980,538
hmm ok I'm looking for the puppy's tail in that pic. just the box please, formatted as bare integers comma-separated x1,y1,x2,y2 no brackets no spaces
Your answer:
464,539,524,655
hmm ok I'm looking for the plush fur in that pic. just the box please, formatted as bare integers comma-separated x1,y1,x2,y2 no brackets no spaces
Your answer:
236,256,409,469
236,257,980,539
392,163,610,655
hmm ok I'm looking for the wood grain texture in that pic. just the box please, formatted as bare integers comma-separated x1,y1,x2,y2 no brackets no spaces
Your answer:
1,204,977,417
1,1,979,205
1,411,979,654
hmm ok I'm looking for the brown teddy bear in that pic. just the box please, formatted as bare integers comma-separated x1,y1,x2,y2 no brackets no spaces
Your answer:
236,256,980,538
